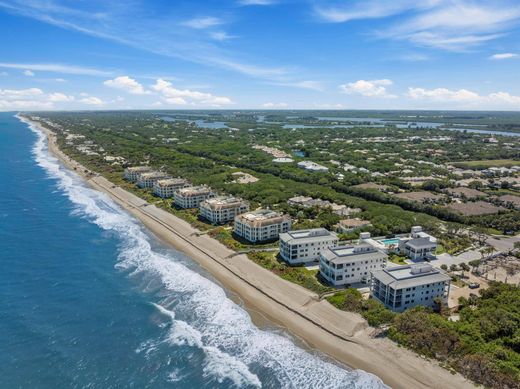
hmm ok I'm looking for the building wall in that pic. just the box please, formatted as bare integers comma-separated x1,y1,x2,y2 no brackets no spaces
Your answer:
280,237,338,264
319,255,386,286
370,277,449,312
234,220,291,243
200,204,249,224
174,192,213,209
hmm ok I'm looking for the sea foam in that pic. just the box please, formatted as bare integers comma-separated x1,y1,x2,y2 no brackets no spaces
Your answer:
25,117,388,389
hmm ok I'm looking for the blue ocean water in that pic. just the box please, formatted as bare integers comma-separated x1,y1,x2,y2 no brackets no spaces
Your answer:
0,113,386,389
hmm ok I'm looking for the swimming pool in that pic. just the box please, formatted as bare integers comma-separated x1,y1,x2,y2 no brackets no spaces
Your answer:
380,238,400,246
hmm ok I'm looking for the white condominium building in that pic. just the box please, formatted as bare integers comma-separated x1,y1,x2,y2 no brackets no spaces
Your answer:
200,196,250,224
234,209,291,243
371,263,450,312
319,243,388,286
153,178,191,198
174,185,215,209
137,172,170,188
124,166,152,182
279,228,339,264
398,226,438,260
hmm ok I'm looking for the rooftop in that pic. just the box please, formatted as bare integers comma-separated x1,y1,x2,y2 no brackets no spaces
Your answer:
177,185,212,196
236,209,290,227
280,228,337,244
321,243,387,264
155,178,189,187
372,264,450,289
201,195,248,210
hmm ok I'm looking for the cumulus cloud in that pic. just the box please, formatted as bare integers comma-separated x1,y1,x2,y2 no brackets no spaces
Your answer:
490,53,518,60
262,102,288,108
23,70,35,76
406,86,520,108
0,88,44,98
340,79,396,98
48,92,75,102
0,99,54,110
152,78,232,106
79,96,104,105
210,31,235,41
103,76,149,94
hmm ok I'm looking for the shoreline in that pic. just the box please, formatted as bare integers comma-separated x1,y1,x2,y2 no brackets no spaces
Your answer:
23,115,476,389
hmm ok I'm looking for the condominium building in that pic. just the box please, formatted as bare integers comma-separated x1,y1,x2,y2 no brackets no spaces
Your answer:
319,243,388,286
200,196,250,224
153,178,191,198
279,228,339,264
136,172,170,189
173,185,215,209
398,226,437,260
124,166,152,182
370,263,450,312
234,209,291,243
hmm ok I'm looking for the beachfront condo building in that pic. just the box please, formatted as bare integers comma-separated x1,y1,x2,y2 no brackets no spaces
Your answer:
200,196,250,225
370,263,450,312
124,166,153,182
137,172,171,189
234,209,291,243
153,178,191,198
319,243,388,286
174,185,215,209
279,228,339,265
398,226,438,260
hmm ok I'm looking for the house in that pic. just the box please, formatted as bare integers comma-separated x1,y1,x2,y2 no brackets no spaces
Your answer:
153,178,191,198
124,166,152,182
234,209,291,243
297,161,329,172
279,228,339,264
336,219,372,233
370,263,450,312
199,196,250,224
398,226,437,260
173,185,215,209
319,243,388,286
136,172,170,189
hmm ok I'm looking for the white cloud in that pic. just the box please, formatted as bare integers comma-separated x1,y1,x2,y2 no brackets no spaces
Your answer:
181,17,224,29
262,102,288,108
316,1,520,51
340,79,396,98
406,86,520,108
270,80,324,91
80,96,104,105
0,99,54,110
23,70,35,76
0,88,44,98
152,78,232,106
490,53,518,60
407,87,480,102
210,31,235,41
103,76,149,94
48,92,75,102
54,78,66,82
0,62,111,76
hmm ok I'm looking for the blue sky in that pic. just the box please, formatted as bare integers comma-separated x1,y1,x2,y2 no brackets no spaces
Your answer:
1,0,520,110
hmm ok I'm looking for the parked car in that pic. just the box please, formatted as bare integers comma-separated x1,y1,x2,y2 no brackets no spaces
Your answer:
468,282,480,289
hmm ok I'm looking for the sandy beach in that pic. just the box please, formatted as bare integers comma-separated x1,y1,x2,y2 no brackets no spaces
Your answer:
25,116,476,389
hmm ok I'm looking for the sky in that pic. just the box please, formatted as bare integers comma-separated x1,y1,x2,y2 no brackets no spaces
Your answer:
1,0,520,111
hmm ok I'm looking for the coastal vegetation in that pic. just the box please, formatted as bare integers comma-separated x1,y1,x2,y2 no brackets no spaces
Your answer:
329,282,520,389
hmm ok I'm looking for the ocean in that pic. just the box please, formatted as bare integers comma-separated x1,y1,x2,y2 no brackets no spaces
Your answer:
0,112,386,389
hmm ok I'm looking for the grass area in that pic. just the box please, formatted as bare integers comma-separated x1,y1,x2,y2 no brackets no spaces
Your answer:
453,159,520,170
326,289,396,326
389,253,407,265
435,244,446,255
247,251,333,295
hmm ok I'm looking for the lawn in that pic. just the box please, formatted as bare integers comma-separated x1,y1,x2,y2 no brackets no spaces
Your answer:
453,159,520,169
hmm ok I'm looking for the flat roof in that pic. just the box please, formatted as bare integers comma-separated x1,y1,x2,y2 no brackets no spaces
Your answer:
201,195,248,210
372,264,450,289
321,243,387,264
280,228,337,244
177,185,212,195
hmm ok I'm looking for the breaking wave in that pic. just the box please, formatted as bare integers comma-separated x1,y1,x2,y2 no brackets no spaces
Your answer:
24,116,388,389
